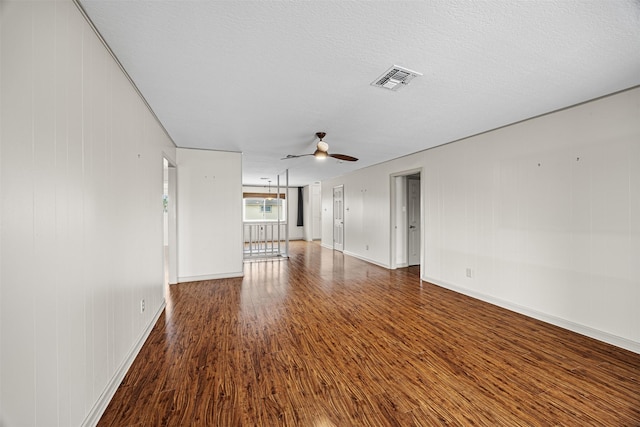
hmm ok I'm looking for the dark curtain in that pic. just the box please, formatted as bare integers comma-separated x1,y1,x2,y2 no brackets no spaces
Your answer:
297,187,304,226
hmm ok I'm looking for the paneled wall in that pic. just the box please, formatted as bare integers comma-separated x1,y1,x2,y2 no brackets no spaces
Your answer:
322,87,640,353
0,1,176,425
177,148,243,282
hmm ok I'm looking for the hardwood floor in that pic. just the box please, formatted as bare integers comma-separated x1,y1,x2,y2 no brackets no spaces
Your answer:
99,241,640,426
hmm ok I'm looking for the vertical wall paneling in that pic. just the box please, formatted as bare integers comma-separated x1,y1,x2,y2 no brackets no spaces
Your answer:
33,2,59,424
321,87,640,353
630,134,640,337
1,2,38,424
0,1,177,425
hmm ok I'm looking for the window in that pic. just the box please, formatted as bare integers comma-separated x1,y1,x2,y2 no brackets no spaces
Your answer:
243,194,286,222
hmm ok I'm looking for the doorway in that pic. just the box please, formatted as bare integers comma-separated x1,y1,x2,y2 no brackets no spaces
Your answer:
390,170,422,270
333,185,344,252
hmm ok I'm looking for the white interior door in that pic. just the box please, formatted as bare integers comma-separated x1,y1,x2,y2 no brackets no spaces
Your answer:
408,177,420,266
333,185,344,252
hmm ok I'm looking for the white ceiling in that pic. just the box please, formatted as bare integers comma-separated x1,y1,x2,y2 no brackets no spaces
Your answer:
79,0,640,187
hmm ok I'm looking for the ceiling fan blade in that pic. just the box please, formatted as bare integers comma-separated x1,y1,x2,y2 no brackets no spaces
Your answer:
329,153,358,162
281,154,313,160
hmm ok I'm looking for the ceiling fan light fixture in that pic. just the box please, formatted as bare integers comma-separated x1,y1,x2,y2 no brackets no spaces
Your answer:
313,149,328,159
317,140,329,152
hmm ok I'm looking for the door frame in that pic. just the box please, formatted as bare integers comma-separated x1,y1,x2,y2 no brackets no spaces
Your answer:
389,168,423,271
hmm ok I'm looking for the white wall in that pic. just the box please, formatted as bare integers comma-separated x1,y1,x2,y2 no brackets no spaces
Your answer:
303,186,311,241
322,87,640,353
302,183,322,241
0,1,177,426
177,149,243,281
310,183,322,240
393,176,408,267
322,159,424,267
242,185,304,240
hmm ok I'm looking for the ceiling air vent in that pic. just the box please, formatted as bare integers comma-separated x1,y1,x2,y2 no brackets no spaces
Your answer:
371,65,422,91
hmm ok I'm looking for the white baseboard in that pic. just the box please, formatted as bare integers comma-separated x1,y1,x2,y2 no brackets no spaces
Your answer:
178,271,243,283
318,245,391,269
423,276,640,355
343,250,390,269
82,301,166,427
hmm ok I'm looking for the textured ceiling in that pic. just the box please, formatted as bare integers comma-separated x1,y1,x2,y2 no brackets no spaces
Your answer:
79,0,640,187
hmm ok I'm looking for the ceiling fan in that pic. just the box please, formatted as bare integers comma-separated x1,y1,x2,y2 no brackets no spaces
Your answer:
282,132,358,162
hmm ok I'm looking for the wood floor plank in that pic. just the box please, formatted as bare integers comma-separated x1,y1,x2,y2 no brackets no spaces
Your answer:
99,241,640,426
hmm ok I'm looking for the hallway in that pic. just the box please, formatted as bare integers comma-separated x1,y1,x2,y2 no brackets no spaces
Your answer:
99,241,640,426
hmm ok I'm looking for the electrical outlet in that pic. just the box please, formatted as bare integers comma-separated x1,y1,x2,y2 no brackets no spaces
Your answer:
466,268,472,278
140,299,145,313
366,244,369,250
